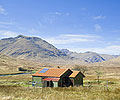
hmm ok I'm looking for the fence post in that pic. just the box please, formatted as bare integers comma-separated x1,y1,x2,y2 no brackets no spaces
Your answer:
106,80,108,90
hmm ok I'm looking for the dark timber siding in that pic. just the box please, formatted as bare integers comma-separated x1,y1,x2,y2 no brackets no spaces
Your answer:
70,73,83,86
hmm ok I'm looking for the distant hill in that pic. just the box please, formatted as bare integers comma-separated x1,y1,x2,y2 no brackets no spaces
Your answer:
0,35,65,59
60,49,119,63
100,54,119,60
98,56,120,67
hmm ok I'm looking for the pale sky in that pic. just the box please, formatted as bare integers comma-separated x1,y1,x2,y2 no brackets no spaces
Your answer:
0,0,120,54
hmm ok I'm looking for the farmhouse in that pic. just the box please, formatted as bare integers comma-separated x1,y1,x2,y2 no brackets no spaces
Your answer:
69,71,85,86
32,68,85,87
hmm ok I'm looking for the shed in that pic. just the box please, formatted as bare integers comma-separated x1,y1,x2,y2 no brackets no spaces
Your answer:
69,71,85,86
32,68,73,87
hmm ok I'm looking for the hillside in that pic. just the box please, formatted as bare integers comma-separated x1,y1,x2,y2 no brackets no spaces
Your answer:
60,49,118,63
100,54,119,60
0,53,43,73
98,56,120,67
0,35,65,59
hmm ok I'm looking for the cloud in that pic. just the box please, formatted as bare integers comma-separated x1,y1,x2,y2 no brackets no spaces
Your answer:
0,22,14,25
45,34,101,45
81,8,87,11
68,45,120,55
0,22,14,28
63,34,100,38
94,24,102,31
55,12,62,15
42,13,57,24
55,12,70,16
39,12,70,25
27,28,42,34
65,13,70,16
0,30,19,38
112,30,120,33
93,15,106,20
0,25,8,28
48,12,70,16
0,5,7,15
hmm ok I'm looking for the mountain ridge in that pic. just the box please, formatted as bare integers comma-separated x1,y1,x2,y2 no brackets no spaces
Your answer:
0,35,66,59
0,35,119,63
60,49,119,63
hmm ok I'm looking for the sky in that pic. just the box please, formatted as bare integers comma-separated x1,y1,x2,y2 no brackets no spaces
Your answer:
0,0,120,55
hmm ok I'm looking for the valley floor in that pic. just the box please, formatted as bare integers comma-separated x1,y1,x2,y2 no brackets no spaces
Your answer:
0,69,120,100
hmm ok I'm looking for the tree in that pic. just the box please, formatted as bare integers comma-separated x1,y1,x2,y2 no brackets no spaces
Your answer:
95,70,102,84
73,65,88,74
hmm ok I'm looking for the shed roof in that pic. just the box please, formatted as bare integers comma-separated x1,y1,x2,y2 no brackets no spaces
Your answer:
69,71,85,78
32,68,70,77
43,78,60,81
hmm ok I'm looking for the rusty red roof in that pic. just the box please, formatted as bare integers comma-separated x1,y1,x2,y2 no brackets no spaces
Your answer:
43,78,60,81
69,71,85,78
69,71,79,77
32,68,70,77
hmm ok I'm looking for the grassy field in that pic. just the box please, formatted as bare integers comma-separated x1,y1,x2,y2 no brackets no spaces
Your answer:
0,70,120,100
0,65,120,100
0,85,120,100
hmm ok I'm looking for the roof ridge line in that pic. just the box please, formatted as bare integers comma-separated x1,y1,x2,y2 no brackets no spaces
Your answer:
59,68,69,77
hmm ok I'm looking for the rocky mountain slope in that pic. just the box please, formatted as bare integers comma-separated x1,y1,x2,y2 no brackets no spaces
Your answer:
60,49,119,63
0,35,65,59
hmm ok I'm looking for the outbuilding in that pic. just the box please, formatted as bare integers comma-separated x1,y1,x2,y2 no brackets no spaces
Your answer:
69,71,85,86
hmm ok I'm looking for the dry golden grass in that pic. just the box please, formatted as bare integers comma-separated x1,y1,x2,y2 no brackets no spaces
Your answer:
0,59,120,100
0,72,120,100
0,85,120,100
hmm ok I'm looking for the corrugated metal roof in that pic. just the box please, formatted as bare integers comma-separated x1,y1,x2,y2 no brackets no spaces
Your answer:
43,78,60,81
69,71,79,77
32,68,69,77
69,71,85,78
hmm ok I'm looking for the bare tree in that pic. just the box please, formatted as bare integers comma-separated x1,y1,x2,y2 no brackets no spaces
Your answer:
95,70,102,84
73,65,88,74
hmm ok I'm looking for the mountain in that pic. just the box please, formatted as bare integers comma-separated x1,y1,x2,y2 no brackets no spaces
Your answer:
60,49,105,63
60,49,119,63
0,35,65,59
0,35,119,64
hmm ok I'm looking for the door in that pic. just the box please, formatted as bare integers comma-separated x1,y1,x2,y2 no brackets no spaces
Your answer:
46,81,53,87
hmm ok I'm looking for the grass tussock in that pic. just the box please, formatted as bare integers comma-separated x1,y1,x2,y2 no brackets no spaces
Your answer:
0,85,120,100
